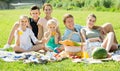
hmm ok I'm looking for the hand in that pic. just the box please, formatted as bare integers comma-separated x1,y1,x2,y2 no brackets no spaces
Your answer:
97,37,102,42
51,31,56,36
42,38,47,43
100,27,106,35
17,30,23,36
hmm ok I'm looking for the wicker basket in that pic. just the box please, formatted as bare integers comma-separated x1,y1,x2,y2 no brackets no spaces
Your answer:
64,45,82,52
64,45,85,56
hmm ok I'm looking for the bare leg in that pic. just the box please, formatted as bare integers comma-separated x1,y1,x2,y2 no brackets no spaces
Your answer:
14,44,45,52
102,23,118,44
14,46,26,52
29,44,45,52
101,32,114,52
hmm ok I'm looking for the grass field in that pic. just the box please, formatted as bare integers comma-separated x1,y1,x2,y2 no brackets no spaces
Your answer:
0,9,120,71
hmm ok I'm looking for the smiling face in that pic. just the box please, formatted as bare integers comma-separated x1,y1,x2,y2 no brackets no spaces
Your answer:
47,20,57,32
64,17,74,30
19,16,29,30
87,15,96,29
43,5,52,17
30,9,40,21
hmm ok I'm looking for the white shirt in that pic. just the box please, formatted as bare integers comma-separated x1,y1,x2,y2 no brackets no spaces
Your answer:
14,28,38,50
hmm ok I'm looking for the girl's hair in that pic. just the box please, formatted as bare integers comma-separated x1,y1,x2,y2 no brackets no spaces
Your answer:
47,19,57,27
87,13,96,21
63,13,73,23
43,3,52,10
30,5,40,11
19,15,29,24
19,15,29,20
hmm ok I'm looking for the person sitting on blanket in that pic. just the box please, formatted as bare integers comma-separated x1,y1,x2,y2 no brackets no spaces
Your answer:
62,13,119,49
81,13,118,52
62,14,83,42
14,15,45,53
43,19,64,53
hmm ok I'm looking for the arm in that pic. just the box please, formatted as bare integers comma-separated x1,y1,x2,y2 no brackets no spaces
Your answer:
55,32,59,44
87,37,102,42
7,22,19,45
44,32,51,43
15,30,20,46
37,24,44,40
81,29,87,42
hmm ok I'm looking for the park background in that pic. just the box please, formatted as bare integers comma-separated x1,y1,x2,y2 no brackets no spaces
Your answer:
0,0,120,71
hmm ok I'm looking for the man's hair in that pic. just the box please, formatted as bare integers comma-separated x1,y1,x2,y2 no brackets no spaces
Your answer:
30,5,40,11
63,13,74,23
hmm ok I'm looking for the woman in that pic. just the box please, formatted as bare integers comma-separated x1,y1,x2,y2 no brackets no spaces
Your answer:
81,14,118,52
37,3,61,41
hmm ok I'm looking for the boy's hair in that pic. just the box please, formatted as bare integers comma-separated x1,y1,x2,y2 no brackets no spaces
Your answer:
43,3,52,10
30,5,40,11
47,19,57,27
63,14,74,23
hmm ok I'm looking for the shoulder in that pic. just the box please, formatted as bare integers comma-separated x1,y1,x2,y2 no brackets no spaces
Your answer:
37,18,46,25
74,24,83,28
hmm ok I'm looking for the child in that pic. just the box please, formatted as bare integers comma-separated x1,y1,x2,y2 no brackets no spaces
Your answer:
37,3,61,41
43,19,63,53
3,5,41,50
14,15,44,53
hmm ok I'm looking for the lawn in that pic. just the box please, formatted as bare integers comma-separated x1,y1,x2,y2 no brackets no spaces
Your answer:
0,9,120,71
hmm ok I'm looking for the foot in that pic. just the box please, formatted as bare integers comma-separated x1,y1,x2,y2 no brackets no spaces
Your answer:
2,44,11,50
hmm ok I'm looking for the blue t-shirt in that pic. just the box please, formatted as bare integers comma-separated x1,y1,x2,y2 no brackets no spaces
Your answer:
62,24,83,42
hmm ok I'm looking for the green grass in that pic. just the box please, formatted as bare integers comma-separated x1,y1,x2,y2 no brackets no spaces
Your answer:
0,9,120,71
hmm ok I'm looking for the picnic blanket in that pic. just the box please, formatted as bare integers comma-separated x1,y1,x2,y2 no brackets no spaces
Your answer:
0,50,57,64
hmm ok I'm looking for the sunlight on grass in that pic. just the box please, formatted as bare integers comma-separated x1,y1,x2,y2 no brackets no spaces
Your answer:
0,9,120,71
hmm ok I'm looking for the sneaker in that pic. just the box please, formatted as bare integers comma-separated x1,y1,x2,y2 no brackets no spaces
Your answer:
3,44,10,50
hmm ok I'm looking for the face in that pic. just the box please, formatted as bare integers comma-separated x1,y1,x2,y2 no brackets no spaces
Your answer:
87,16,96,29
19,18,29,29
43,6,52,16
64,17,74,30
30,9,40,21
48,23,56,32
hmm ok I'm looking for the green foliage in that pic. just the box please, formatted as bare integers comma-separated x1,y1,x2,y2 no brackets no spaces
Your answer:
45,0,120,11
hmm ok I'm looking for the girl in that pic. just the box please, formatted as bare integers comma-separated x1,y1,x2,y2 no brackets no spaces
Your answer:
81,14,118,52
37,3,61,41
14,15,44,53
3,5,41,50
44,19,63,53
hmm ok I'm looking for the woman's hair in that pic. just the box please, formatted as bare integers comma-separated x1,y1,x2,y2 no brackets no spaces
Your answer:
47,19,57,27
87,14,100,29
43,3,52,10
63,13,73,23
87,13,96,21
30,5,40,11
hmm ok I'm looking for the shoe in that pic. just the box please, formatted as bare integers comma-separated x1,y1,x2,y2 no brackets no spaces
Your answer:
3,44,10,50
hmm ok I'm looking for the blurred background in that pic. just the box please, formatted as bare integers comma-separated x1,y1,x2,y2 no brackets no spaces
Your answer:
0,0,120,12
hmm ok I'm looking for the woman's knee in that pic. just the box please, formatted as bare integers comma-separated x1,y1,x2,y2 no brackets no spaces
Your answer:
108,32,114,38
